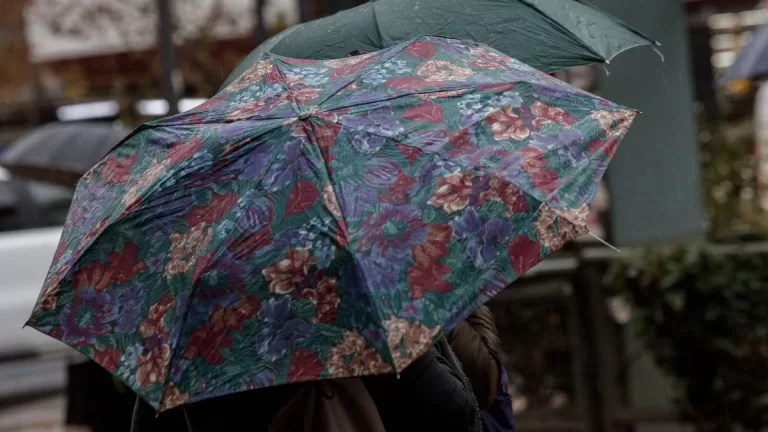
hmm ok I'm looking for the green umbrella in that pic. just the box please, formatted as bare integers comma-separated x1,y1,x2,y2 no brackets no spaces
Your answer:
220,0,657,90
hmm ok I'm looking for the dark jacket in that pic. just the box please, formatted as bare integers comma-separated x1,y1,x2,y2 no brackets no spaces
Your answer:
130,338,480,432
447,306,502,409
364,337,481,432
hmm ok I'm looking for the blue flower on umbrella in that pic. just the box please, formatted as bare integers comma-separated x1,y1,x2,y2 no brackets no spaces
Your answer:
274,219,338,268
337,183,379,220
529,129,586,167
264,137,310,191
255,297,313,361
60,287,116,344
452,207,511,268
352,130,388,154
341,106,404,138
356,249,403,292
115,285,143,333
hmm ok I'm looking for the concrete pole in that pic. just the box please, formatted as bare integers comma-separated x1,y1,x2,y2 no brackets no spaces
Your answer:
157,0,179,115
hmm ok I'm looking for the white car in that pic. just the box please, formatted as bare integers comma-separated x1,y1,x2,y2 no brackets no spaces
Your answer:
0,166,74,358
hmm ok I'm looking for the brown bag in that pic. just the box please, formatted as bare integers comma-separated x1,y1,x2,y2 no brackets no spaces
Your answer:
268,379,386,432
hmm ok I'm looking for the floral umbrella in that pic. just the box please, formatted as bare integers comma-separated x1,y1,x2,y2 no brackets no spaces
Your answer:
27,36,636,411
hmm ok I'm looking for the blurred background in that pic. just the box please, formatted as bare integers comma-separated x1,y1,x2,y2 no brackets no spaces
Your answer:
1,0,768,431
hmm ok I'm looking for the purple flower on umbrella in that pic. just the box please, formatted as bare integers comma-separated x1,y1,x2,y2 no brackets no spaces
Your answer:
401,300,425,320
264,137,309,191
529,129,586,167
255,297,313,361
361,158,400,188
416,158,451,186
452,207,511,268
273,220,337,268
408,130,448,153
356,249,402,292
227,141,273,180
134,193,196,235
60,288,115,344
352,131,388,154
115,285,143,333
70,183,114,233
357,204,426,256
242,369,275,391
338,90,382,106
232,193,272,233
338,183,379,220
341,106,404,137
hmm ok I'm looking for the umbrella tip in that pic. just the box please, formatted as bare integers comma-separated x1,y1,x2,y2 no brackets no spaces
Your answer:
652,46,665,63
587,231,621,254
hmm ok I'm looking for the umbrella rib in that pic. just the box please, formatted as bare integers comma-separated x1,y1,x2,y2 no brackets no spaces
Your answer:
305,118,399,372
315,41,415,110
518,0,604,63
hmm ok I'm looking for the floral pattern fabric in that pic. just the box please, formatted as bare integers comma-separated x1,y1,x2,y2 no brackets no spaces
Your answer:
27,36,636,411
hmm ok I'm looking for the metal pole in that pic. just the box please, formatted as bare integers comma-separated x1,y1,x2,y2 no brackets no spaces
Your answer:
254,0,268,45
298,0,311,23
157,0,179,115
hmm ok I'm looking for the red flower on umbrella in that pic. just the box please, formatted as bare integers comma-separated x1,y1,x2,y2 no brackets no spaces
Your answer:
183,193,239,226
428,171,475,214
588,137,619,160
94,347,121,372
160,385,190,411
408,224,453,300
72,243,146,293
262,249,317,294
445,129,476,157
396,143,423,164
100,155,137,185
137,345,171,388
139,293,175,339
531,101,577,129
407,262,452,300
382,172,417,205
329,56,377,78
301,276,340,324
312,122,342,157
167,136,203,164
468,47,509,69
292,87,322,105
288,350,324,382
479,177,529,216
485,106,530,141
183,296,260,365
507,235,542,276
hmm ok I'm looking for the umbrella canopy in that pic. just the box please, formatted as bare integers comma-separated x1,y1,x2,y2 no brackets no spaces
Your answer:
0,122,131,187
28,36,636,411
220,0,657,90
719,24,768,84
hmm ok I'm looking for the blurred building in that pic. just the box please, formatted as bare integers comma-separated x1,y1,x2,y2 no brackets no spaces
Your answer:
0,0,367,142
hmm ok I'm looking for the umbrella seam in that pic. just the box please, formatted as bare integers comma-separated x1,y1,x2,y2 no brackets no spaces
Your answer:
304,117,399,373
314,39,417,110
369,2,385,48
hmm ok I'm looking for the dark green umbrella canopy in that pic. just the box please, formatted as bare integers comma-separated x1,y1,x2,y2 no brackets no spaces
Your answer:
220,0,657,90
